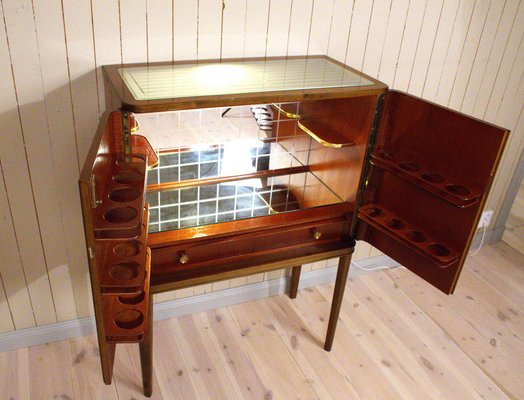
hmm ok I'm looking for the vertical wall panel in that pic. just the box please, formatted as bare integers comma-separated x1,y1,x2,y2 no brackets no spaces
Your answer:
222,0,247,58
62,0,100,317
327,0,353,62
393,0,427,91
120,0,148,63
377,0,409,85
434,0,476,105
198,0,223,59
32,0,81,322
265,0,292,56
92,0,122,113
0,0,523,334
421,0,461,101
0,273,14,333
0,2,39,331
460,0,505,114
0,163,34,330
362,0,391,78
244,0,270,57
3,0,63,325
473,0,522,119
407,0,444,96
173,0,198,61
287,0,314,56
447,1,491,109
308,0,334,56
345,0,374,70
147,0,173,62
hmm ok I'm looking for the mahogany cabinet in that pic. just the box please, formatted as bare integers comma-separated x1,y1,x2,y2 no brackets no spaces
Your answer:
79,56,508,396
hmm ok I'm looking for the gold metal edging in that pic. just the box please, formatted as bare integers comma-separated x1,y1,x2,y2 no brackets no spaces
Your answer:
297,119,346,148
272,103,301,119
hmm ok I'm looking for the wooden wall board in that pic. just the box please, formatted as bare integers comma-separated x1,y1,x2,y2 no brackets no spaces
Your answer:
345,0,374,71
120,0,148,64
147,0,173,63
307,0,334,56
362,0,392,79
222,0,247,59
421,0,461,101
447,0,492,109
472,0,522,118
0,163,35,329
265,0,292,57
33,0,82,323
326,0,353,62
62,0,101,317
173,0,198,61
198,0,223,60
407,0,444,97
377,0,409,85
287,0,314,57
392,0,427,92
2,0,63,326
91,0,122,114
243,0,270,58
460,0,506,114
434,0,476,105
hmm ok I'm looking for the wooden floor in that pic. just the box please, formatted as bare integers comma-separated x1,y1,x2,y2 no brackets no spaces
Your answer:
1,240,522,400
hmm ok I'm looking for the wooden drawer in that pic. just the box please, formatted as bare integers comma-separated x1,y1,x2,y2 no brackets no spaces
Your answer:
151,216,349,277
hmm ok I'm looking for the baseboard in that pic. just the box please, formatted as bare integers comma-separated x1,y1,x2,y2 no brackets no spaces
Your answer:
0,255,397,353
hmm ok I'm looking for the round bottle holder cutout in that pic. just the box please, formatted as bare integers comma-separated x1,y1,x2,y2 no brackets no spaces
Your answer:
386,218,405,230
109,187,141,202
113,240,143,257
104,206,138,224
421,172,445,184
114,309,144,330
405,230,427,243
113,170,143,184
446,184,471,196
427,243,450,257
118,292,145,305
109,261,141,281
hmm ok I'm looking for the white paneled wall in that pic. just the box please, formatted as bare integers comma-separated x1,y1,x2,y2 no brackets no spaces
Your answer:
0,0,522,333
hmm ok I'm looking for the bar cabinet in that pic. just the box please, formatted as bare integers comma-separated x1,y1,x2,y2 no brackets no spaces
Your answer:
79,56,509,396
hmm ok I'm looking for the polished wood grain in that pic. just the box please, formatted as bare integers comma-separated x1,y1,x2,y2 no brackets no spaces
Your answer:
288,265,302,299
3,242,521,399
359,91,509,294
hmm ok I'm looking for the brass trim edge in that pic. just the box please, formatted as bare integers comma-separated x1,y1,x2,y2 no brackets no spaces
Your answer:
297,119,349,148
272,103,301,119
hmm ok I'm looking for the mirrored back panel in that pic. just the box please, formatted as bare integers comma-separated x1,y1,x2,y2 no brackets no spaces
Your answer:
135,101,374,233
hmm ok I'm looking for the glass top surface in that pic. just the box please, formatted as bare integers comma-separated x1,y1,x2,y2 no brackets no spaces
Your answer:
118,58,374,101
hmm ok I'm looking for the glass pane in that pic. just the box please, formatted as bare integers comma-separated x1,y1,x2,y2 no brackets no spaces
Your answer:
119,58,374,101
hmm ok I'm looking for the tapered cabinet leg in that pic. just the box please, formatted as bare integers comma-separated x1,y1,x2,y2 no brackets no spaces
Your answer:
324,255,351,351
288,265,302,299
139,294,154,397
101,342,116,384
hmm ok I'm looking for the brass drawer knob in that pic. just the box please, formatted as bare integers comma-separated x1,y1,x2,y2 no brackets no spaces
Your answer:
313,229,322,240
179,253,189,264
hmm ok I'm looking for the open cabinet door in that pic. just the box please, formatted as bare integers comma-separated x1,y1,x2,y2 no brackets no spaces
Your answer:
357,91,509,294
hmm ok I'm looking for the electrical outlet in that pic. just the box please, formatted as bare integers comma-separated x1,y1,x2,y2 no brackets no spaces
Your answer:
478,210,493,229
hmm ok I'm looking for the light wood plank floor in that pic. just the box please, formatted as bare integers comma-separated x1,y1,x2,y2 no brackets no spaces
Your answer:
1,241,522,400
